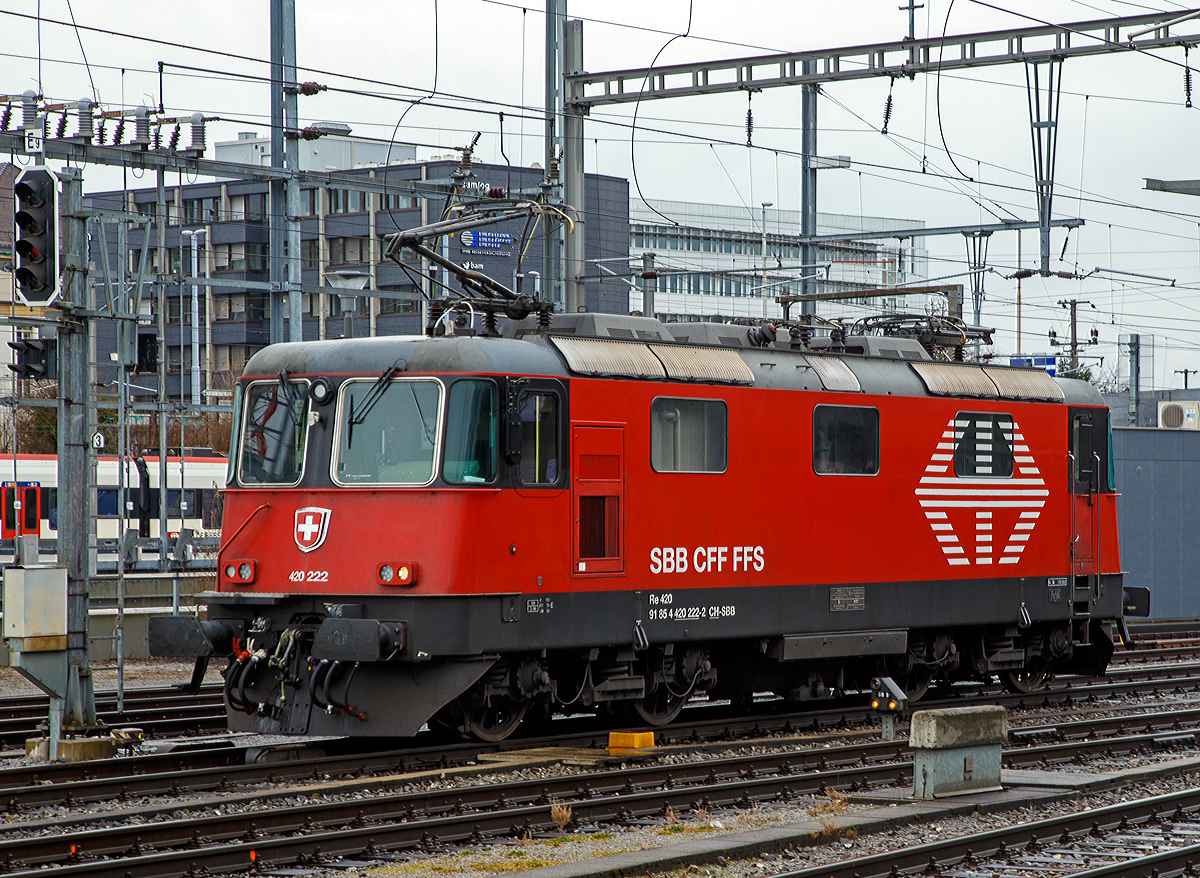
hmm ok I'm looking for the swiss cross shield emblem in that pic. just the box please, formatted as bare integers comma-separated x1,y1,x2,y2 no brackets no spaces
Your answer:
294,507,331,553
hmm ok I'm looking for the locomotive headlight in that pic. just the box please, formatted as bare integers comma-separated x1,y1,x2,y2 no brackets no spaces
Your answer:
224,560,256,584
377,561,418,586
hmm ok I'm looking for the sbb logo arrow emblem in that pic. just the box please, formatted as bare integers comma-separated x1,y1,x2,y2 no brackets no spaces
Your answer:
916,415,1049,566
294,507,331,553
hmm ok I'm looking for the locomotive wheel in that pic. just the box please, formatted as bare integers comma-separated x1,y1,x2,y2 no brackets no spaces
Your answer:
1000,660,1048,694
630,685,689,727
464,695,529,742
900,668,934,702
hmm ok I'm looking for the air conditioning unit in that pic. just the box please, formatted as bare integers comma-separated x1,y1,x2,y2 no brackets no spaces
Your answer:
1158,400,1200,430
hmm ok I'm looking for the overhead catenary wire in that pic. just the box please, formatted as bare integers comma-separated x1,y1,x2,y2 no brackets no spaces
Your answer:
629,0,695,227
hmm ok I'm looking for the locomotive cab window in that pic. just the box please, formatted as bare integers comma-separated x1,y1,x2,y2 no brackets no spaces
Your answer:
334,378,442,485
650,397,727,473
444,380,497,484
238,378,310,486
953,412,1014,478
813,406,879,475
519,391,560,485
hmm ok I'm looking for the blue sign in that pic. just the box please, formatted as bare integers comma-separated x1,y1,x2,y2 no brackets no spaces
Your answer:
1,481,41,488
460,231,513,251
1009,356,1056,377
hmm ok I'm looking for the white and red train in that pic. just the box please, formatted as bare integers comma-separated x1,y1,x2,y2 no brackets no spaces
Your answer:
152,312,1139,740
0,453,227,542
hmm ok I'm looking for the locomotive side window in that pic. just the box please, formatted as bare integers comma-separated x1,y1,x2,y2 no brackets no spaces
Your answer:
953,412,1014,478
238,379,310,486
650,397,727,473
813,406,879,475
519,392,559,484
333,378,442,485
444,380,497,484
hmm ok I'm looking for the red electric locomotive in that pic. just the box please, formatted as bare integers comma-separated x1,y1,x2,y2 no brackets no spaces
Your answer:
152,311,1139,741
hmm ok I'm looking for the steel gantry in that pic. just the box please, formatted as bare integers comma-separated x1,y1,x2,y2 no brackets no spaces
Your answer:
560,8,1200,312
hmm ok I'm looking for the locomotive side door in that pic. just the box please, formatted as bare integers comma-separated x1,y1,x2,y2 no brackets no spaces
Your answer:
571,425,624,575
1068,407,1102,577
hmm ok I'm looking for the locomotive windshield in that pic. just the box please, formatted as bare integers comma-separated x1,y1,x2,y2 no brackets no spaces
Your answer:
334,378,442,485
238,379,310,485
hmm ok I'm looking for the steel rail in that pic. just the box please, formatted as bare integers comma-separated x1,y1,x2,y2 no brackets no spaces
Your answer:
771,787,1200,877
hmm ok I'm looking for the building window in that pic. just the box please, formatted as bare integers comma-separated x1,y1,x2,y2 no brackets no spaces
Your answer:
245,193,267,221
813,406,879,476
329,237,344,264
304,189,319,216
246,242,268,272
650,397,727,473
302,239,319,269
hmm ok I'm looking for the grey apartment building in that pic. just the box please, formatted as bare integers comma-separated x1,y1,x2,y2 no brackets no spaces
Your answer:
84,141,630,397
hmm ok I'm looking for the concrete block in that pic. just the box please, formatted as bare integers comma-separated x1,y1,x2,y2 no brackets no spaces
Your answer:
910,705,1007,749
910,705,1007,798
25,736,118,762
914,743,1002,798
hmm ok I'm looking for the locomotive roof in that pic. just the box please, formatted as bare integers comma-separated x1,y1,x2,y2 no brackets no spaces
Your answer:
243,322,1104,406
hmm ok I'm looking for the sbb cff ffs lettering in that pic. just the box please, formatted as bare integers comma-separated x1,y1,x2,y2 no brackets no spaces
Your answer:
649,545,764,574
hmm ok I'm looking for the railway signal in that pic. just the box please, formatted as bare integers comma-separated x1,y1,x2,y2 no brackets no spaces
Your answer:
7,337,56,380
12,166,60,306
870,676,908,741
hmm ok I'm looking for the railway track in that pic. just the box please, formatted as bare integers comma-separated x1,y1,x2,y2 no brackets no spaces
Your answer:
774,786,1200,877
3,657,1200,810
3,706,1200,877
0,687,227,750
7,662,1200,810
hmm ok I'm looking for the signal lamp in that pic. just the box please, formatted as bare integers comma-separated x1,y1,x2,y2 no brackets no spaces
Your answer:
223,560,256,585
378,561,417,586
12,167,60,306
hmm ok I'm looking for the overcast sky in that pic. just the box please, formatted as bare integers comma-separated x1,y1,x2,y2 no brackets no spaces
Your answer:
4,0,1200,387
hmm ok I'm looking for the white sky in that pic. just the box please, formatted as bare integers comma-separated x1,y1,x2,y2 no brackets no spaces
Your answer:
4,0,1200,387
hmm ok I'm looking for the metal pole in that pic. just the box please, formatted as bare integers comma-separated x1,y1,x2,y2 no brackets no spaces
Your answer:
800,59,817,315
761,202,772,319
156,171,169,570
116,222,127,712
641,252,656,319
190,232,202,406
1016,231,1022,357
268,0,287,344
57,168,97,732
562,19,586,314
1129,334,1140,425
284,0,303,343
1069,299,1079,374
544,0,564,310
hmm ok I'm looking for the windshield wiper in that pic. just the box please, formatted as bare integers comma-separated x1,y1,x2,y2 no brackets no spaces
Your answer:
277,371,307,425
347,359,402,448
